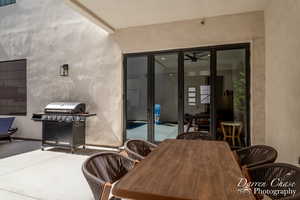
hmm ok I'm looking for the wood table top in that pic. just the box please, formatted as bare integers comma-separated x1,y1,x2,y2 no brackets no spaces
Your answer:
113,139,255,200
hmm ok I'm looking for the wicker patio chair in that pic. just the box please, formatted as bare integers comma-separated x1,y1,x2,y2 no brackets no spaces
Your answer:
176,131,211,140
235,145,277,168
82,152,135,200
248,163,300,200
124,139,158,161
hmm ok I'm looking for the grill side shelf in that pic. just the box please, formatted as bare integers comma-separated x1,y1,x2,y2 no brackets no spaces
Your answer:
31,113,96,122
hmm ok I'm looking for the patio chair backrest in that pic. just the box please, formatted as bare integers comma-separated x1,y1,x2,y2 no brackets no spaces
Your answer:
249,163,300,200
124,139,158,161
236,145,277,168
82,152,135,200
0,117,15,134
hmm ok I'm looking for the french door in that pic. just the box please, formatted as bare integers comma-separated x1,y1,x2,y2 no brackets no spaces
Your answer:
124,43,250,146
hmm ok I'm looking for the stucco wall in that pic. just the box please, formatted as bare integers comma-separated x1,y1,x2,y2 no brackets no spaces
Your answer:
265,0,300,164
112,11,266,145
0,0,123,146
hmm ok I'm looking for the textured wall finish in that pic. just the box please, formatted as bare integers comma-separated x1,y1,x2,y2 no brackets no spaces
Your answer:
112,11,266,145
265,0,300,164
0,0,123,146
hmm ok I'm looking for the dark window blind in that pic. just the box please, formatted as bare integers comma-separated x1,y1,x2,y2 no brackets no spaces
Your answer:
0,59,27,115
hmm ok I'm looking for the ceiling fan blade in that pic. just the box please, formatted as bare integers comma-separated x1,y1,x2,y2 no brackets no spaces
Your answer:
196,52,210,58
185,54,194,59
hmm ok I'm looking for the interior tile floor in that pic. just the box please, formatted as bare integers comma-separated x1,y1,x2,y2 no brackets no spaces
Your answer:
0,150,93,200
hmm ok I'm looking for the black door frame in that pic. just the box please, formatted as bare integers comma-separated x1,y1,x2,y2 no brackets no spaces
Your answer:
123,43,251,146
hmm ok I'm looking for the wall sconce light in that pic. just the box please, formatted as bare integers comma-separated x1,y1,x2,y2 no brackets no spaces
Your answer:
200,18,205,25
60,64,69,76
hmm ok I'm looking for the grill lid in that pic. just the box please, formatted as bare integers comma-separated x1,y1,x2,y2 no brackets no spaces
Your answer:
45,102,85,113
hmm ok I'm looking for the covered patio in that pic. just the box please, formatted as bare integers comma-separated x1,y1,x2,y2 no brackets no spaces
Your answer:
0,0,300,199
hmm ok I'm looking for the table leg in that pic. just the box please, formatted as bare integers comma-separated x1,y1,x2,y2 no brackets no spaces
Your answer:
232,126,236,147
237,137,242,146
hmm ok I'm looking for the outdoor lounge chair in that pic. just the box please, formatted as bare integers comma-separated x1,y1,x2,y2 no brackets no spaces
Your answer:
235,145,277,168
82,152,135,200
0,117,17,142
124,139,158,161
247,163,300,200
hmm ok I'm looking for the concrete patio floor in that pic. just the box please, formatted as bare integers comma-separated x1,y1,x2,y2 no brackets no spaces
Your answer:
0,150,94,200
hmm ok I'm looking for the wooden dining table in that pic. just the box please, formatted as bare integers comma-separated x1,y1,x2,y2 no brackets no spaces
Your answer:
112,139,255,200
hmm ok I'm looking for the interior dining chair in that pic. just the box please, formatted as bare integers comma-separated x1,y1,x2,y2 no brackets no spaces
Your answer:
220,121,243,147
235,145,277,168
124,139,158,161
248,163,300,200
176,131,211,140
82,152,135,200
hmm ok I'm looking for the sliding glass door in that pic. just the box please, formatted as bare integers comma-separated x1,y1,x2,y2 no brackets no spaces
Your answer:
154,54,179,141
124,43,250,146
125,53,179,142
216,49,249,146
125,56,149,140
183,51,211,135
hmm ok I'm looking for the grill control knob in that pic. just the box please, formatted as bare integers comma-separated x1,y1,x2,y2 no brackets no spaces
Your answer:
56,116,61,121
65,116,72,123
61,116,66,121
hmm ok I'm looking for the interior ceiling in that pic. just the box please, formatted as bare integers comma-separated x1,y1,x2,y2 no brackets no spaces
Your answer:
155,49,245,72
71,0,270,30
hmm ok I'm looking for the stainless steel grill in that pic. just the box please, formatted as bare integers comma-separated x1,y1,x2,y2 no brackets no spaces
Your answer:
44,102,85,114
32,102,96,153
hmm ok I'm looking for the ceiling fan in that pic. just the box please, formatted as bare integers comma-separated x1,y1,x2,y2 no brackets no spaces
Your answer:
184,52,210,62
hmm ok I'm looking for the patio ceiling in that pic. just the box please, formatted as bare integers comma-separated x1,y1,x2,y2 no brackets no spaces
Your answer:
65,0,270,33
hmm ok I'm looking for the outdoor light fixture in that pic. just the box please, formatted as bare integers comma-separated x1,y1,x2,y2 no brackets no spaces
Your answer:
60,64,69,76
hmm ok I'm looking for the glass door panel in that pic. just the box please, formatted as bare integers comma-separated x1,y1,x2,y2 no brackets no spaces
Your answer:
154,54,178,141
126,56,148,140
184,51,211,135
124,44,250,145
216,49,248,147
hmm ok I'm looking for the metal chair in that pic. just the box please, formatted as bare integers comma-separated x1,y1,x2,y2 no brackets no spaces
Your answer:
235,145,277,168
248,163,300,200
0,117,17,142
176,131,211,140
124,139,158,161
82,152,135,200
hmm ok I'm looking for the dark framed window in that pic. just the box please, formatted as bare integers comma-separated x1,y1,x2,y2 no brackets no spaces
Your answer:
0,0,16,7
0,59,27,115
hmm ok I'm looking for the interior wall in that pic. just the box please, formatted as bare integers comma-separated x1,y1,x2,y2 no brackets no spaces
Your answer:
112,11,266,145
154,63,178,123
0,0,123,146
265,0,300,164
